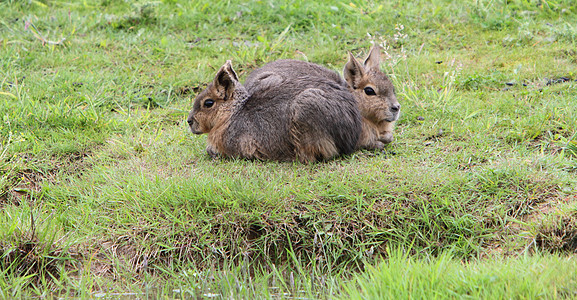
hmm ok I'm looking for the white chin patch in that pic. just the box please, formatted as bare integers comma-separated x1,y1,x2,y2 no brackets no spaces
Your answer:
394,111,401,121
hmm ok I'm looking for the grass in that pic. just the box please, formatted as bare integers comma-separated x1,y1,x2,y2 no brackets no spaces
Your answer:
1,0,576,298
343,249,577,299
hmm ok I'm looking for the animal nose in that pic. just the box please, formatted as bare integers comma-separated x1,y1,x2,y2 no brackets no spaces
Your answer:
187,116,195,126
391,104,401,113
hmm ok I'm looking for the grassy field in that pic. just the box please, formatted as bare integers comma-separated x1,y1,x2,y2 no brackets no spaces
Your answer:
1,0,576,298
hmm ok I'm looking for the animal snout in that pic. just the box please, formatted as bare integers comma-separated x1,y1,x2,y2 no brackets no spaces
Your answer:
390,103,401,113
187,115,196,128
187,115,202,134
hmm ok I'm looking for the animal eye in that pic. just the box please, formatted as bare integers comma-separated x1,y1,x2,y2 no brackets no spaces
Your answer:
203,99,215,108
364,87,376,95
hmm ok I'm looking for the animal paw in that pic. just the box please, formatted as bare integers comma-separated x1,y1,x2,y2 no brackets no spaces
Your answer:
379,132,394,144
206,145,219,159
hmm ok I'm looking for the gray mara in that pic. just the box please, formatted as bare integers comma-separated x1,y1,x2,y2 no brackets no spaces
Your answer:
187,60,362,163
244,46,400,151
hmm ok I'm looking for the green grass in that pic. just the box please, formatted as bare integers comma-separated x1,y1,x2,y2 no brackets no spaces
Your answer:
343,249,577,299
1,0,576,298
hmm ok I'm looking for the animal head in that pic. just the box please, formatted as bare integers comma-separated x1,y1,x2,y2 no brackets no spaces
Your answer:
187,60,247,134
343,46,401,128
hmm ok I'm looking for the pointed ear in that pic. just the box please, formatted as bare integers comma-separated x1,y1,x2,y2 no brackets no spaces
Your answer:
343,51,365,89
213,60,239,101
363,46,381,71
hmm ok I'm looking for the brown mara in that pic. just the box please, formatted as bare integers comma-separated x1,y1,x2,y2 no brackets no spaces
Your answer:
187,46,400,163
245,46,401,150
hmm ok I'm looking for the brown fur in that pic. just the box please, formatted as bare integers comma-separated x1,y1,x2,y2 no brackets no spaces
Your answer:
187,61,362,163
343,46,401,150
243,46,400,151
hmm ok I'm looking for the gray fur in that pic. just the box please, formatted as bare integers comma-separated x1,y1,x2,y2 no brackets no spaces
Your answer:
187,60,362,163
244,47,401,150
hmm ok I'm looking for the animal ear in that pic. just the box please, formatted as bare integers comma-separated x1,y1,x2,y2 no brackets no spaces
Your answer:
363,46,381,71
343,51,365,89
213,60,239,101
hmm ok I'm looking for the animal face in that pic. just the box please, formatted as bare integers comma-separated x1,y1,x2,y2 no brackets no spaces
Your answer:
187,86,222,134
187,61,239,134
343,46,401,125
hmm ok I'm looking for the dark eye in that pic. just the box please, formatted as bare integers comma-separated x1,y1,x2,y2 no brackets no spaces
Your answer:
364,87,376,95
203,99,215,108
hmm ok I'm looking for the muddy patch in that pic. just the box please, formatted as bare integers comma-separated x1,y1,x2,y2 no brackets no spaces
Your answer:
1,150,93,206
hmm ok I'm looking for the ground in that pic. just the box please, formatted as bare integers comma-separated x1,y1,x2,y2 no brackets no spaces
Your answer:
0,0,576,298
